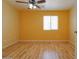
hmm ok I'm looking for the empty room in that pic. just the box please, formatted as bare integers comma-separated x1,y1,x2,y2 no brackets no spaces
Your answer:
2,0,77,59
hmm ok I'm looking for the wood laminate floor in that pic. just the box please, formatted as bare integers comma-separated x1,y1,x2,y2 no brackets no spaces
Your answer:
2,42,75,59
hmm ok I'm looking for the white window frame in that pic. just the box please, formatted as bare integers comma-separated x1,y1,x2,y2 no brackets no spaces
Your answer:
43,16,58,30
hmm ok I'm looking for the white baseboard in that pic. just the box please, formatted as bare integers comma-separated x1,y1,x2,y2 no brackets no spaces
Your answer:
18,40,69,43
3,41,18,50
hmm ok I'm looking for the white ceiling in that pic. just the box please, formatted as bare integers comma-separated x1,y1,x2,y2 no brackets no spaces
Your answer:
6,0,76,10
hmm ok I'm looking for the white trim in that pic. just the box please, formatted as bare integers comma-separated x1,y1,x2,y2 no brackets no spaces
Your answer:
2,41,18,49
18,40,69,43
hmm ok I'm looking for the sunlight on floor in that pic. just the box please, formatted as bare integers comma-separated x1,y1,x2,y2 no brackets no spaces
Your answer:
42,50,59,59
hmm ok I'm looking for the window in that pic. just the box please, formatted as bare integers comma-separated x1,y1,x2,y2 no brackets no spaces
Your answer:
43,16,58,30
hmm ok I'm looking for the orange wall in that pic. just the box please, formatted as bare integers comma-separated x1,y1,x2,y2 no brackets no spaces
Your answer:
20,10,69,40
3,0,20,49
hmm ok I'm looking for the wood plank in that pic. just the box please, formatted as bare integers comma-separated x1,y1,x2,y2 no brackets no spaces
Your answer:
3,42,75,59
